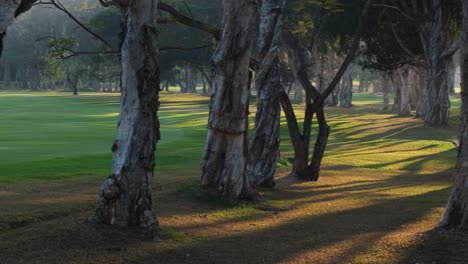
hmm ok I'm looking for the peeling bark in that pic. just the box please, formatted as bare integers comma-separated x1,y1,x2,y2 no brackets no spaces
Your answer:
421,3,455,126
201,0,260,201
439,0,468,229
248,0,284,188
94,0,160,235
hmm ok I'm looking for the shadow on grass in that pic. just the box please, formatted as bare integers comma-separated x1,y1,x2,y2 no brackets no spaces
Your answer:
398,227,468,264
139,187,450,263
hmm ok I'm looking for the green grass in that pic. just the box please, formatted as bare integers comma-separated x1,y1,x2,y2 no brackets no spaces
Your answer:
0,91,208,182
0,91,465,263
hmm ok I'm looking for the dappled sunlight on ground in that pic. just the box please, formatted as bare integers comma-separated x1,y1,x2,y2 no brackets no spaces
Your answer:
0,92,464,263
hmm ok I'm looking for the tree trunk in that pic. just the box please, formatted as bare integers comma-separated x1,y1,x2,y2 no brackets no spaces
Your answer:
178,80,187,93
448,57,456,95
94,0,160,235
421,3,454,127
399,68,411,116
439,0,468,229
415,67,427,117
324,51,339,106
189,66,197,93
339,67,353,108
392,71,401,112
358,75,367,93
248,0,284,188
382,73,390,110
199,66,212,95
201,0,259,201
408,68,418,110
201,71,207,95
292,80,303,104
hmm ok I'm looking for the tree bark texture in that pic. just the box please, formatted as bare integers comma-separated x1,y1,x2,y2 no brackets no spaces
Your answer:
398,68,412,116
0,0,35,55
382,73,391,110
248,0,284,188
95,0,160,233
339,67,353,108
201,0,259,201
420,2,455,126
392,71,401,112
439,0,468,229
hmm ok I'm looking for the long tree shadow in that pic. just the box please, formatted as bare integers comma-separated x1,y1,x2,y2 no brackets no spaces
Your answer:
0,187,449,264
137,188,450,264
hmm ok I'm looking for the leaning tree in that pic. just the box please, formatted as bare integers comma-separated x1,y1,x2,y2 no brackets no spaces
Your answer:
247,0,286,188
200,0,260,201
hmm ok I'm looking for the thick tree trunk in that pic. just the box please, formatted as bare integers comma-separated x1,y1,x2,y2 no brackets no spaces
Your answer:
415,67,427,117
248,0,284,188
178,80,187,93
408,68,418,110
382,73,390,110
392,71,401,112
422,5,453,126
94,0,160,234
398,68,411,116
324,51,339,106
425,52,451,126
201,0,259,201
339,67,353,108
439,0,468,229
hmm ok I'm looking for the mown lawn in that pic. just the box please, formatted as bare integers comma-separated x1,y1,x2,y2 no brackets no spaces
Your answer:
0,91,466,263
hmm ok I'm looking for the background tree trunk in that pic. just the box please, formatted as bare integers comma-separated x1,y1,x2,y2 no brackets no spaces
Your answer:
415,67,427,117
339,67,353,108
292,80,303,104
382,73,390,110
94,0,160,234
201,0,259,201
399,68,411,116
392,71,402,112
422,4,453,126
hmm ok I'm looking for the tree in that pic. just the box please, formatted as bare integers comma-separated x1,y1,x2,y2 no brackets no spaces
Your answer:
93,0,160,236
200,0,259,201
375,0,461,126
248,0,285,187
279,0,372,181
439,0,468,229
339,66,353,108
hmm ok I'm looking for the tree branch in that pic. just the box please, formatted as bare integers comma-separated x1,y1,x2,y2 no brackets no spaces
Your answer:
313,0,373,110
441,38,460,59
157,2,222,41
37,0,115,50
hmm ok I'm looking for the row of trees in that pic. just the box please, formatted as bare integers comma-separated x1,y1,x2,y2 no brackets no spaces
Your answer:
2,0,468,235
